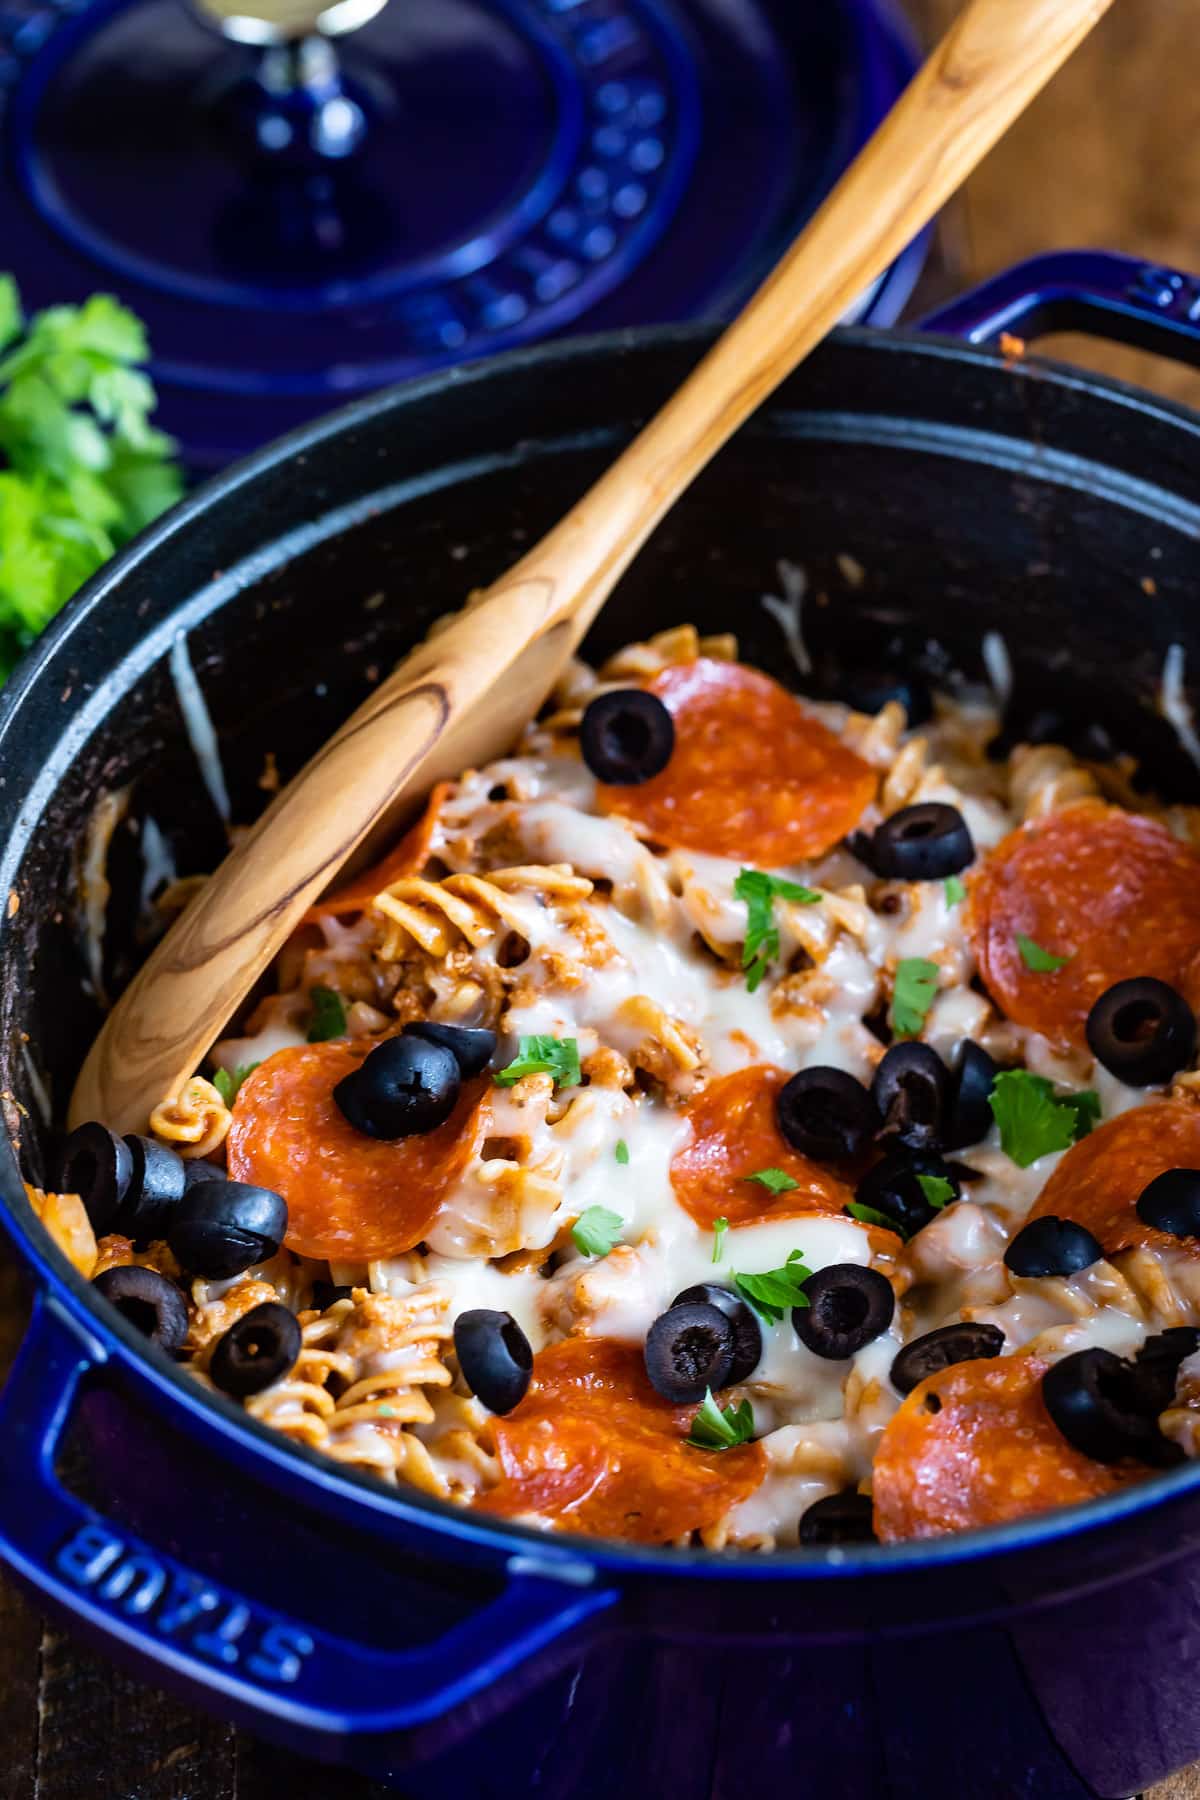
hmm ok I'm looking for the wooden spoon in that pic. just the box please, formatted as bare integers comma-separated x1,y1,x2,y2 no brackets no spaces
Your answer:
72,0,1113,1132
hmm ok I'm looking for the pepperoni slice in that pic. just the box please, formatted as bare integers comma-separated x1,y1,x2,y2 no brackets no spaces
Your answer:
1027,1096,1200,1261
227,1042,486,1260
670,1066,856,1228
597,658,876,864
477,1337,765,1542
304,782,449,921
872,1354,1144,1541
968,806,1200,1050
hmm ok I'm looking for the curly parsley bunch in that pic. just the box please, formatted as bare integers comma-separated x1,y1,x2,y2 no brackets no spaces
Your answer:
0,275,183,681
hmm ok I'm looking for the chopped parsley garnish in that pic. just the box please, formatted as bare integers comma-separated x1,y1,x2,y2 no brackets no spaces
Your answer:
1016,933,1072,973
212,1062,259,1107
744,1166,799,1195
734,867,820,993
891,957,939,1037
495,1035,582,1089
989,1070,1100,1168
685,1389,756,1451
943,875,966,906
732,1248,813,1325
917,1174,955,1210
306,986,347,1042
571,1205,624,1258
614,1139,630,1165
711,1216,729,1264
846,1200,904,1237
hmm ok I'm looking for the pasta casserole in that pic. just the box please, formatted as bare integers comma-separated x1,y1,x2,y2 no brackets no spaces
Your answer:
46,623,1200,1548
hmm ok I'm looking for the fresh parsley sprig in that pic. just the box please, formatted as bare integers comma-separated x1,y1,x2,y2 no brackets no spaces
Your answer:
495,1035,581,1089
711,1217,729,1264
744,1166,798,1195
685,1389,756,1451
306,986,347,1042
891,957,939,1037
571,1205,624,1258
916,1174,955,1211
732,1248,813,1326
989,1070,1099,1168
1016,933,1072,973
943,875,966,907
734,867,820,993
0,277,183,682
212,1062,260,1107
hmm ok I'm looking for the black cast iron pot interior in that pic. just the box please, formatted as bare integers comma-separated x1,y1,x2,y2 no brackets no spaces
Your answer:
4,322,1200,1526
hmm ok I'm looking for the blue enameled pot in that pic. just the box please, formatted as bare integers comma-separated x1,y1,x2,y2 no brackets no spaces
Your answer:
2,252,1200,1796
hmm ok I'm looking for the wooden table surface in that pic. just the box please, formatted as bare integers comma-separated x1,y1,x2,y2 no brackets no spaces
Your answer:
5,1,1200,1793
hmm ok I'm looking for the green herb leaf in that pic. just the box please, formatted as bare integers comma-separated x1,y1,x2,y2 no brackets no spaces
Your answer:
614,1139,630,1165
846,1201,905,1238
1057,1088,1101,1139
711,1217,728,1264
495,1035,582,1089
0,277,20,354
212,1062,260,1108
306,986,347,1042
571,1205,624,1258
744,1166,799,1195
916,1173,955,1210
685,1389,756,1451
734,867,820,993
0,278,182,684
732,1248,813,1326
891,957,939,1037
1016,933,1072,973
943,875,966,906
989,1070,1099,1168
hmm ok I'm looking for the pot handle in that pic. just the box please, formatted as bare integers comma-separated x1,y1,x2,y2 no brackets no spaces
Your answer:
917,248,1200,366
0,1291,615,1746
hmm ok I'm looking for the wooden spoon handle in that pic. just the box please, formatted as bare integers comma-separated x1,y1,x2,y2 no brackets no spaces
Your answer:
71,0,1112,1132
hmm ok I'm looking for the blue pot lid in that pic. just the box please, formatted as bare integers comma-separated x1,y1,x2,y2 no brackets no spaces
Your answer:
0,0,923,465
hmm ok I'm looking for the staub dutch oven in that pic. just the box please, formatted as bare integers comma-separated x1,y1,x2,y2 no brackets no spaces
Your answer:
2,252,1200,1800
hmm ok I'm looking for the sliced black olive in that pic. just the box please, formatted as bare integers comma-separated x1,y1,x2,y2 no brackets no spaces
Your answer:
776,1067,878,1162
890,1321,1005,1395
210,1301,302,1398
793,1264,895,1361
183,1158,227,1191
1042,1347,1183,1467
580,688,675,786
1004,1215,1103,1279
1132,1327,1200,1412
91,1265,189,1354
672,1282,762,1383
167,1180,287,1279
644,1301,734,1404
944,1040,998,1151
1085,977,1196,1087
120,1135,187,1238
798,1490,877,1546
854,1150,968,1237
54,1122,133,1234
862,803,974,880
453,1309,533,1415
1135,1169,1200,1239
871,1042,948,1152
404,1020,497,1078
835,672,932,729
334,1035,460,1139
